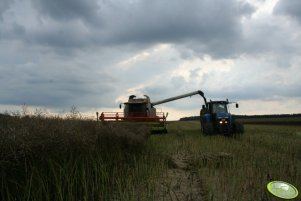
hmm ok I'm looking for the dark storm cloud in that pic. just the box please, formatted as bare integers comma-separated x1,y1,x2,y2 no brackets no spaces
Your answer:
29,22,92,49
236,23,298,68
31,0,101,24
274,0,301,23
6,0,254,58
0,0,12,20
99,0,254,57
0,59,117,108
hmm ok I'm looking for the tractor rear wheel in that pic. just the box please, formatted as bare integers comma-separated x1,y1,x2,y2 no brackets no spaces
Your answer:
203,122,214,135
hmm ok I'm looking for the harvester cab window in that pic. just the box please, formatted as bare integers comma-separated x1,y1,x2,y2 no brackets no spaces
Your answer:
212,103,227,113
128,103,147,116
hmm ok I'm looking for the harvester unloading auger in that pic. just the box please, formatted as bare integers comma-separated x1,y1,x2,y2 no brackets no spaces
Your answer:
99,90,244,135
99,90,206,133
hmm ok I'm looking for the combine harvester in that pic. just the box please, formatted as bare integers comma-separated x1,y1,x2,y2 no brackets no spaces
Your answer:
99,91,205,133
99,90,244,135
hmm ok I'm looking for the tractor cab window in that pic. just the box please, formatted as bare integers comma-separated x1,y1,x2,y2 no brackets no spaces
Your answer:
212,103,228,113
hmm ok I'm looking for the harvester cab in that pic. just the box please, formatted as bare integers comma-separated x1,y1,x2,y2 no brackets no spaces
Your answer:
121,95,157,118
200,99,244,135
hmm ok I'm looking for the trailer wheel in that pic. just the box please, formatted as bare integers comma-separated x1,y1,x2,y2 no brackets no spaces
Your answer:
203,123,214,135
234,122,244,134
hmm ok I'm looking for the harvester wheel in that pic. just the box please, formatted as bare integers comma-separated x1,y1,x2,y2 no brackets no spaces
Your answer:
203,123,214,135
233,122,244,134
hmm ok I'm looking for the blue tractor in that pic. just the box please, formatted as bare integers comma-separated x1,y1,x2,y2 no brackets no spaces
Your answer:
199,95,244,135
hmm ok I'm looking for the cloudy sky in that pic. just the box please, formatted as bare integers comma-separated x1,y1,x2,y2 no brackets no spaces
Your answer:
0,0,301,120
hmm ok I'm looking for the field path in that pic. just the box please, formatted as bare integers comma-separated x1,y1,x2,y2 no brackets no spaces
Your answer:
157,138,208,201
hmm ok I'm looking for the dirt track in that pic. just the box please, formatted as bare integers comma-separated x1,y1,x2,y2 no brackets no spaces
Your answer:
157,150,208,201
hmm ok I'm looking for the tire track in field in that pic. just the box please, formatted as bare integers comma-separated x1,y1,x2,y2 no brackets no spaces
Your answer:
158,150,209,201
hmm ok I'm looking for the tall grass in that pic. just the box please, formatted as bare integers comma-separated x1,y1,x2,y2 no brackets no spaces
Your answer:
0,115,167,201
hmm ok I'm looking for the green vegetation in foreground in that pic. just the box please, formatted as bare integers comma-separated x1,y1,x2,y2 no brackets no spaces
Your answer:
164,122,301,201
1,115,301,201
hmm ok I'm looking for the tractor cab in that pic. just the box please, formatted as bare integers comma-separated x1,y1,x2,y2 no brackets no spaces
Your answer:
208,101,228,114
